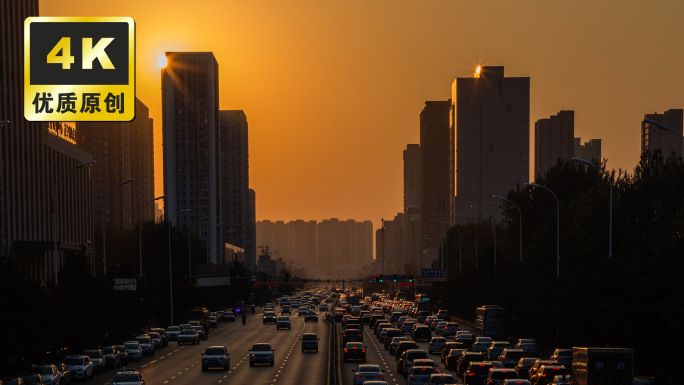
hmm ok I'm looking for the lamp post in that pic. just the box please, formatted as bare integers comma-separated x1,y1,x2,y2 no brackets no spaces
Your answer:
139,195,165,278
644,119,684,139
189,215,209,277
53,160,95,286
102,179,134,276
472,206,496,267
168,207,192,325
572,157,613,259
493,195,522,262
525,183,560,278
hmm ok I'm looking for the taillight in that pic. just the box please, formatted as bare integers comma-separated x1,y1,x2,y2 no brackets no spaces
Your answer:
344,350,348,353
356,375,362,378
376,375,384,379
362,350,366,353
468,373,476,376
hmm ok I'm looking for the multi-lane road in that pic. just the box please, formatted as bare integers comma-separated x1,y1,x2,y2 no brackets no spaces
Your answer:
91,309,329,385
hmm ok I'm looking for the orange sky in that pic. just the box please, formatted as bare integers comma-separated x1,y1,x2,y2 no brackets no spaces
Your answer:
41,0,684,230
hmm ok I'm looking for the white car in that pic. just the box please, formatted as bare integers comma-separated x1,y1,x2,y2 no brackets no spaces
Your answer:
249,343,275,366
29,364,62,385
352,365,385,385
63,356,94,381
202,346,230,371
166,326,181,341
123,341,142,361
276,316,292,330
110,369,145,385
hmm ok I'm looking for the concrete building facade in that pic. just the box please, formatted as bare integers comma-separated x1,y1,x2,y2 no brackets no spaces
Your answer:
534,110,574,179
419,101,453,268
246,188,256,270
574,138,602,163
642,109,683,158
162,52,221,263
453,66,530,224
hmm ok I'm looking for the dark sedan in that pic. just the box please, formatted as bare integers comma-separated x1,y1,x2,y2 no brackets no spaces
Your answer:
343,342,367,362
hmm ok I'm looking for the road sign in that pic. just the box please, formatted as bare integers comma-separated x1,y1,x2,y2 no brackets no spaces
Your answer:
421,268,447,281
24,17,136,121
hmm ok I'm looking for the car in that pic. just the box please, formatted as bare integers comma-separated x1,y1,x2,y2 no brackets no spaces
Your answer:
263,312,277,324
486,342,510,361
472,337,494,353
150,328,169,346
346,318,363,330
208,316,218,328
201,346,230,371
301,333,320,352
62,356,94,381
445,349,467,370
109,369,145,385
533,366,568,385
457,352,486,376
383,329,403,349
298,308,309,317
397,350,430,375
369,315,385,328
485,369,519,385
17,374,45,385
464,362,500,385
326,297,334,303
133,335,155,356
0,378,27,385
166,326,181,341
513,339,539,356
455,333,475,348
281,305,292,314
408,366,437,385
425,316,439,327
416,311,431,324
442,322,460,337
428,337,447,354
395,341,420,360
191,326,207,340
401,320,417,334
123,341,142,362
343,328,363,344
390,312,404,323
351,365,385,385
82,349,107,373
427,373,456,384
433,321,447,334
113,345,129,365
515,358,540,379
406,359,438,379
100,346,122,369
148,332,163,349
498,349,526,368
412,325,432,341
388,337,409,355
276,316,292,329
549,349,573,369
222,311,236,322
375,322,391,337
503,381,532,385
527,361,556,385
56,364,72,385
305,311,318,322
343,342,367,361
179,323,192,330
176,329,200,345
351,306,362,316
249,343,275,366
436,310,449,321
27,365,61,385
441,342,465,363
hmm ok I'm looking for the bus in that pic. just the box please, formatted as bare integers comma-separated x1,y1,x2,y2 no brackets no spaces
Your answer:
414,294,432,312
475,305,506,339
186,307,210,336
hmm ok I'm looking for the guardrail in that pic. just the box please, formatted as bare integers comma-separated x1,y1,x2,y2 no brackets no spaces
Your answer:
325,300,340,385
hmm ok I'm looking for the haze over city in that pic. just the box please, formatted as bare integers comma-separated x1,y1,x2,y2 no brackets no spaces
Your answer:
40,0,684,227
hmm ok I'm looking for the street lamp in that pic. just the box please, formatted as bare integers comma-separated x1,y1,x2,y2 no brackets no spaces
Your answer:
493,195,522,262
53,160,95,286
472,206,496,267
644,119,684,139
525,183,560,278
189,215,209,277
139,195,165,278
572,157,612,259
168,207,192,325
102,178,134,276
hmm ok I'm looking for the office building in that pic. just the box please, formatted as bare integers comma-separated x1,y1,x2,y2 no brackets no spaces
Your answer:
403,144,420,210
218,110,250,265
574,138,602,163
534,110,574,179
162,52,221,263
453,66,530,223
402,144,421,275
246,189,256,270
419,101,453,268
642,109,683,158
1,0,94,284
78,98,155,230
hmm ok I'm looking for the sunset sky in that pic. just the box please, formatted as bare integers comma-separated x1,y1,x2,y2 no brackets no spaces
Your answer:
41,0,684,229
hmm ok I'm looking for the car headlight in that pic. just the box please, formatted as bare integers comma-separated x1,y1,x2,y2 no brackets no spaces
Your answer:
250,354,255,357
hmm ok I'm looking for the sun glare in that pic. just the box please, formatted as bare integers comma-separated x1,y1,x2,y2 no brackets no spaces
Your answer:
475,65,481,78
158,54,167,69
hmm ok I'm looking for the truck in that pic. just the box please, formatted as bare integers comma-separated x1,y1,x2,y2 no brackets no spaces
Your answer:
571,347,634,385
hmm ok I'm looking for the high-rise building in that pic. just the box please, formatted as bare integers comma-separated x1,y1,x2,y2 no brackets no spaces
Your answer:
642,109,683,158
453,66,530,223
574,138,602,163
162,52,221,263
218,110,250,264
1,0,94,284
317,218,373,277
78,98,155,230
287,219,317,273
534,110,574,179
402,144,421,275
404,144,420,210
419,101,453,268
246,189,256,270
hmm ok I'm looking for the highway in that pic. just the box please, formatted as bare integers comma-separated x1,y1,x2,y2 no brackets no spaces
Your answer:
90,308,330,385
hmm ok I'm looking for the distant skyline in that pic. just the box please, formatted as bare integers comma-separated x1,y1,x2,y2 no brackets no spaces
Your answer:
40,0,684,230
